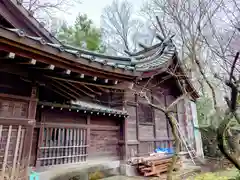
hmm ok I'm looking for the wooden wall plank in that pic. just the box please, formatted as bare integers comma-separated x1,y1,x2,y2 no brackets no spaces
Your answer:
16,129,25,177
36,126,44,167
53,128,58,165
44,128,48,166
61,128,65,164
73,129,76,163
83,129,86,161
80,129,83,162
48,128,53,165
86,115,90,161
0,125,2,142
76,129,80,162
1,125,12,179
57,128,61,164
69,129,73,163
11,125,22,180
65,129,69,164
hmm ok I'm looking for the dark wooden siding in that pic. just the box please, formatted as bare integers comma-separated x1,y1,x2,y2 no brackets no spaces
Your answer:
33,111,121,164
89,129,119,159
41,110,87,124
124,76,182,158
125,106,137,141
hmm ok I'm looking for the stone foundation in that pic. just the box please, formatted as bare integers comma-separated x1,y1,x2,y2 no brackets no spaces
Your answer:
38,160,121,180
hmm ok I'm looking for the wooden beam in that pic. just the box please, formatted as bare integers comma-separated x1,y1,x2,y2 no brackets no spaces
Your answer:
92,85,110,93
7,52,15,59
64,69,71,75
152,92,157,150
48,83,79,100
18,59,36,65
81,84,102,96
50,79,83,99
136,94,140,155
0,64,28,77
36,122,120,131
20,77,31,83
0,93,34,101
114,81,134,89
0,84,12,89
64,81,95,98
30,59,37,65
47,64,55,70
44,84,72,100
86,115,90,157
44,75,124,90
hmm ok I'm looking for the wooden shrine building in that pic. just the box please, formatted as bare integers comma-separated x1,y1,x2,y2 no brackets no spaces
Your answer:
0,0,202,178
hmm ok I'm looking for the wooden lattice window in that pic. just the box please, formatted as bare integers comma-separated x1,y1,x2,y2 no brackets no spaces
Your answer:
138,103,153,124
38,127,88,166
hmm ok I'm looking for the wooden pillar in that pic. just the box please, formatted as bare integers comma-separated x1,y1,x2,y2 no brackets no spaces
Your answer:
151,92,157,149
122,94,128,161
118,118,125,161
35,113,44,168
135,94,140,155
23,86,37,167
164,93,170,148
86,115,90,160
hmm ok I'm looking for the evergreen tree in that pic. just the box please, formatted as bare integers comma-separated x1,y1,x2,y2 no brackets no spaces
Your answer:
57,14,105,52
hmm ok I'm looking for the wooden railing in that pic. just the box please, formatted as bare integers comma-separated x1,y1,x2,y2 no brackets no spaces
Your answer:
37,127,88,166
0,125,27,180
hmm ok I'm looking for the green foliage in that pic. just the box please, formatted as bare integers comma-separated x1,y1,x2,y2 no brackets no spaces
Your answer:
89,170,104,180
188,173,228,180
57,14,105,52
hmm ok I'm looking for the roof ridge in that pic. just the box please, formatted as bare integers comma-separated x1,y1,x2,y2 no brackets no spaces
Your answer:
62,44,132,62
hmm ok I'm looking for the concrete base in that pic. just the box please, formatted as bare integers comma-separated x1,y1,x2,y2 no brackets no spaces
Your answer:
120,164,139,177
38,159,120,180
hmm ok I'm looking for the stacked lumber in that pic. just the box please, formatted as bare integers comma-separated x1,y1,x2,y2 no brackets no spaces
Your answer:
128,155,182,177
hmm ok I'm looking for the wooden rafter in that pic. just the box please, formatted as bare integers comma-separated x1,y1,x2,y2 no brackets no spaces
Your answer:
44,85,72,100
64,81,95,98
80,84,102,96
0,84,12,89
90,85,110,93
0,64,28,77
49,83,79,100
18,59,36,65
50,79,83,99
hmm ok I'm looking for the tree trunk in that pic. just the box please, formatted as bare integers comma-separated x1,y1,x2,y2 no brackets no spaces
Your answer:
217,111,240,170
166,113,181,180
194,58,219,112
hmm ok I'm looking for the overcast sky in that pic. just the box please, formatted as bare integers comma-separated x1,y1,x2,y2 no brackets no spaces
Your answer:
56,0,144,27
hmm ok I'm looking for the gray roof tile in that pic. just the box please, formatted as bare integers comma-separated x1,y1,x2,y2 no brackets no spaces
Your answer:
2,27,176,73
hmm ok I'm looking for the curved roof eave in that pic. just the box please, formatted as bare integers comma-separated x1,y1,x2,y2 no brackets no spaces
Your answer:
0,27,178,77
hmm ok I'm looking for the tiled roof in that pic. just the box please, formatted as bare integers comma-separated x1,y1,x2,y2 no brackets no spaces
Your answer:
38,101,128,116
1,0,60,44
2,27,176,73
